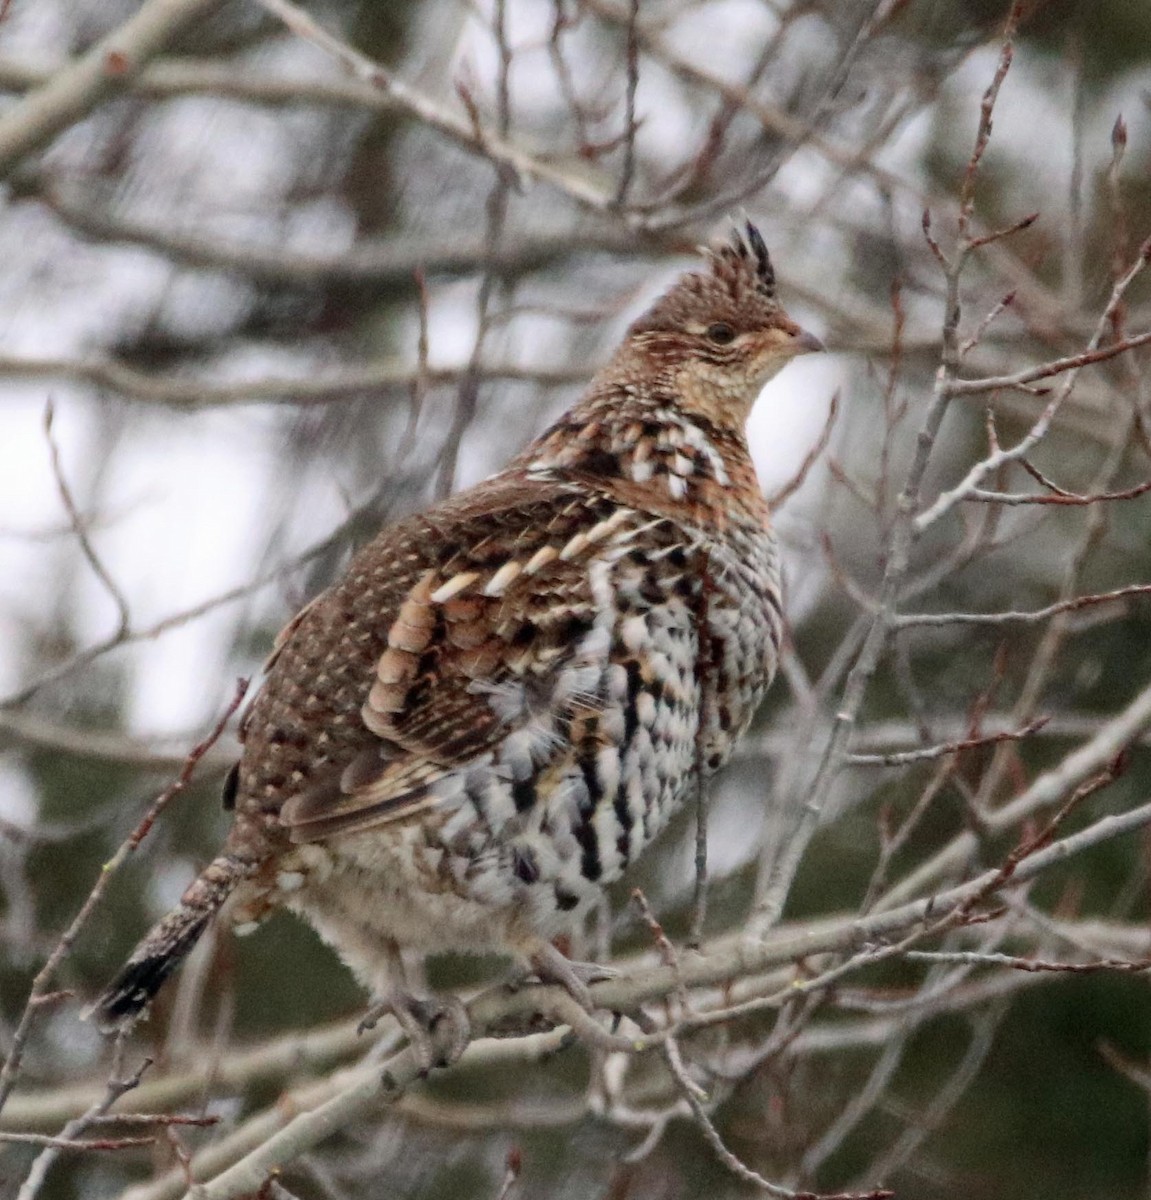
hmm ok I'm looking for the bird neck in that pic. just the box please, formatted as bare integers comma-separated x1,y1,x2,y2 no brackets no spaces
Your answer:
516,383,769,530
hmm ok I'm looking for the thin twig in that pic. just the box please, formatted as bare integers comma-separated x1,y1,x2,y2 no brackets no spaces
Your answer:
0,681,247,1118
917,245,1151,534
963,475,1151,506
905,949,1151,974
251,0,617,215
896,584,1151,628
0,1130,154,1150
767,391,841,509
846,717,1047,766
43,398,130,639
613,0,641,206
948,327,1151,397
15,1055,154,1200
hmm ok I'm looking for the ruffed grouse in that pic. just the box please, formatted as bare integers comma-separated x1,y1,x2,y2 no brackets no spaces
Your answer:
92,222,823,1056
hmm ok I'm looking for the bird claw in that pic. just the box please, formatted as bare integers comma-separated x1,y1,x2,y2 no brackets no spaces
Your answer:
529,943,618,1012
358,1000,390,1036
359,990,471,1071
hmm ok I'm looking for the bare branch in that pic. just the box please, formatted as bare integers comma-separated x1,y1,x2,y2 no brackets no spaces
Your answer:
0,1130,154,1150
0,0,227,178
43,399,130,640
896,584,1151,628
0,353,590,410
916,245,1151,534
846,718,1048,767
905,949,1151,974
251,0,619,215
948,328,1151,397
167,790,1151,1199
962,470,1151,506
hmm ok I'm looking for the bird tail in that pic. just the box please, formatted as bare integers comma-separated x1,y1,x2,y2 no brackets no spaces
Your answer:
87,851,254,1032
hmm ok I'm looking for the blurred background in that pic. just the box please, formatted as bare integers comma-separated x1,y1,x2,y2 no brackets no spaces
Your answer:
1,1,1151,1197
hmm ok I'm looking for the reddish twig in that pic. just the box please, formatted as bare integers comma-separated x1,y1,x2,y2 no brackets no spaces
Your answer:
965,478,1151,507
906,950,1151,975
768,391,841,509
966,209,1038,251
495,1146,523,1200
948,327,1151,396
0,1131,154,1150
960,755,1128,918
959,290,1016,359
957,3,1020,235
87,1111,220,1128
896,584,1151,628
847,717,1048,767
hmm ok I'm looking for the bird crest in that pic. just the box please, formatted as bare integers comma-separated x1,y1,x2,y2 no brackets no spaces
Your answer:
628,220,780,336
711,220,776,299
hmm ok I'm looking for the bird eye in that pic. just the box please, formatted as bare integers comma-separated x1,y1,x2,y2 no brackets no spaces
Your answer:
705,322,736,345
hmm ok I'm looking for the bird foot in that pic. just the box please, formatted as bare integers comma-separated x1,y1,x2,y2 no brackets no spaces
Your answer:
359,990,471,1072
527,943,618,1011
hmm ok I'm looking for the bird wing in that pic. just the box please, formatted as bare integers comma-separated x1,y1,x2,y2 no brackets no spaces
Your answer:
279,474,653,841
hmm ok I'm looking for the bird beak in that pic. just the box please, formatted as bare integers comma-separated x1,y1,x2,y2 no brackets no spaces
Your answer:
791,329,825,356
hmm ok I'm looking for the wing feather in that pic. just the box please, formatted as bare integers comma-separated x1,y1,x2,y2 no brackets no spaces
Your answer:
278,477,635,842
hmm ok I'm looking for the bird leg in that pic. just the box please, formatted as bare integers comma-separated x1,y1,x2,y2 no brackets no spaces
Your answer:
358,990,471,1071
358,945,470,1071
526,941,619,1011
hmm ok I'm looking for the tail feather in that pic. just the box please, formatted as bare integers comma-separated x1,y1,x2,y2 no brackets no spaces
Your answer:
87,852,253,1032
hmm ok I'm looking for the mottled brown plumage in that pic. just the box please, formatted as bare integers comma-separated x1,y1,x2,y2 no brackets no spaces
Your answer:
91,223,822,1046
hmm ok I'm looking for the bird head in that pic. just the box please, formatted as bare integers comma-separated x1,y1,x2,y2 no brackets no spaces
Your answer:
623,221,823,427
